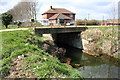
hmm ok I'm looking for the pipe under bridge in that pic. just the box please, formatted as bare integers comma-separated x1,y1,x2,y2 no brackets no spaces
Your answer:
35,27,88,49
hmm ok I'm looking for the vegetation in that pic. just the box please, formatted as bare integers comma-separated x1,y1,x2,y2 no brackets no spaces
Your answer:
0,30,83,78
0,21,42,29
76,19,101,25
0,25,19,30
81,26,119,58
0,14,2,26
1,13,13,28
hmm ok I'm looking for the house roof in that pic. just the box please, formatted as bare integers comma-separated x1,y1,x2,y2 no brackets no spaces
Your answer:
42,7,75,15
49,13,71,19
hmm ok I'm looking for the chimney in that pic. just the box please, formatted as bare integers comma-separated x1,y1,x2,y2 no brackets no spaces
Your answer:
50,6,52,9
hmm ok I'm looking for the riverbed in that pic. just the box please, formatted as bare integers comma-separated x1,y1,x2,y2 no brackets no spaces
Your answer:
64,46,120,78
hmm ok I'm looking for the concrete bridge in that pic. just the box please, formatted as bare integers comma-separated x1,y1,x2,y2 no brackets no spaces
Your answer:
35,27,88,49
35,27,88,34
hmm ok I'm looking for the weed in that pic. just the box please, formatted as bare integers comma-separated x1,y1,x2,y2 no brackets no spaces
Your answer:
0,66,10,78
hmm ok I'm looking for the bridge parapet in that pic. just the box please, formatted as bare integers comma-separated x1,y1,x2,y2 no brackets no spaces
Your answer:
35,27,88,34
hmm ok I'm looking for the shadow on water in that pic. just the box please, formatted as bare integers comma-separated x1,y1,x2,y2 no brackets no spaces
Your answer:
63,45,120,78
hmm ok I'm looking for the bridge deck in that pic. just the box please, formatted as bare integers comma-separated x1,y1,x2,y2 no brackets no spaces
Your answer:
35,27,88,34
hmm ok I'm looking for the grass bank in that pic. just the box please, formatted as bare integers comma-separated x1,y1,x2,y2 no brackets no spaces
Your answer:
0,25,19,30
0,30,83,78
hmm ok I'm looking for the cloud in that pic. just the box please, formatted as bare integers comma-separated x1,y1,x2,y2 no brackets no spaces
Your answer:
0,0,119,20
37,0,119,20
0,0,21,13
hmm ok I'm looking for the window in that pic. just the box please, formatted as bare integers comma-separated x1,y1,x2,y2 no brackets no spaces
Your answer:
57,19,64,24
59,19,64,23
43,20,48,23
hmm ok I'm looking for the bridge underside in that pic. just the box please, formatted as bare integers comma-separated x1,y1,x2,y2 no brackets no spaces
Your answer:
35,27,88,49
52,32,83,49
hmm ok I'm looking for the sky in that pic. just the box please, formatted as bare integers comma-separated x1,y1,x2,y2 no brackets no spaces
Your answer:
0,0,119,20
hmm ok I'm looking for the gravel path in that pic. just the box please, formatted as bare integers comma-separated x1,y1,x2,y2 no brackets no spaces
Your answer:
0,28,29,32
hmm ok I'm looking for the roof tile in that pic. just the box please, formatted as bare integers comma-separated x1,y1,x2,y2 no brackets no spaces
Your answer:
42,8,75,15
49,13,71,19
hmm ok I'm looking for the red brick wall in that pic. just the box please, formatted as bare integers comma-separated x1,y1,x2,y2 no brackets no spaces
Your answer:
49,19,57,25
42,14,47,19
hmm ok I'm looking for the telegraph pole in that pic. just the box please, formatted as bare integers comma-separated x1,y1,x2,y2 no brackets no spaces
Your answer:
103,16,104,23
88,13,90,20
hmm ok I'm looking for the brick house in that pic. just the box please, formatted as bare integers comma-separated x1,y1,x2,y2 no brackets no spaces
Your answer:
42,6,76,25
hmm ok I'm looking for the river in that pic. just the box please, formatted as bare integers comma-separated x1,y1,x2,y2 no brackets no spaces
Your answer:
64,46,120,78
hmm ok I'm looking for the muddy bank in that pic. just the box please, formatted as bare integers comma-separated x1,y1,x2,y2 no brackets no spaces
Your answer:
27,35,71,63
42,40,66,58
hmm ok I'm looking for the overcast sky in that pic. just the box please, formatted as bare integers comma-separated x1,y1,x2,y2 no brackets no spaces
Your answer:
0,0,119,20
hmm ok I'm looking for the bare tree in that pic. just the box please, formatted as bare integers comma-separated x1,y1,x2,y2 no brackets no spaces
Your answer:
118,1,120,23
6,0,39,22
108,2,118,25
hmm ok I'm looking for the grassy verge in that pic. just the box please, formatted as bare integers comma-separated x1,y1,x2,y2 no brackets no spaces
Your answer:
0,30,83,78
0,25,19,30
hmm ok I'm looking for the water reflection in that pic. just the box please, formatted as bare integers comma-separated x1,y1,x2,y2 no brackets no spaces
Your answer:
65,46,120,78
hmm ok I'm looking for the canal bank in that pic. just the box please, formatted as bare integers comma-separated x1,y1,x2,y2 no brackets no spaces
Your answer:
81,27,119,59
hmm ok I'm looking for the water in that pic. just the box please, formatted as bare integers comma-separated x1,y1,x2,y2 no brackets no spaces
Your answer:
65,46,120,78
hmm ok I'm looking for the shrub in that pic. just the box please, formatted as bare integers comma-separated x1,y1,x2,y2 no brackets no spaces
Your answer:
2,13,13,28
76,19,100,25
17,21,22,27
